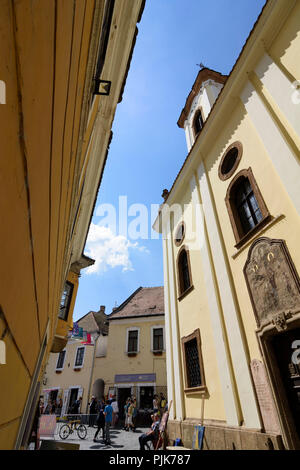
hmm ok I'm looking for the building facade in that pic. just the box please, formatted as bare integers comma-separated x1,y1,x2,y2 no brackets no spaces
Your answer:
0,0,145,449
154,0,300,450
91,287,167,420
42,308,108,416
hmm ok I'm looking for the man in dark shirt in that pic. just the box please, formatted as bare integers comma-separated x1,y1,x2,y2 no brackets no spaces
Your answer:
89,396,98,427
139,413,160,450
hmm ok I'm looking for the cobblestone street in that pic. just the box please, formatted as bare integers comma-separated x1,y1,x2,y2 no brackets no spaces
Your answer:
41,424,149,450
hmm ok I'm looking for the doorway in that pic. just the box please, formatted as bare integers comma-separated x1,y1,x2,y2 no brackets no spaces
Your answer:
269,327,300,448
139,386,154,410
68,388,79,413
117,387,131,419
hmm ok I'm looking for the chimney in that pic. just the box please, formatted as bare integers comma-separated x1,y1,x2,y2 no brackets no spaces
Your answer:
99,305,105,314
162,189,169,201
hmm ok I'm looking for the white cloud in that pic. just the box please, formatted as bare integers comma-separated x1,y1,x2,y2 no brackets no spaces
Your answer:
84,223,149,275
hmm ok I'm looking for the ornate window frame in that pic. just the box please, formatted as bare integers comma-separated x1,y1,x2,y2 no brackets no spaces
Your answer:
225,167,270,248
177,245,194,300
218,141,243,181
181,329,206,394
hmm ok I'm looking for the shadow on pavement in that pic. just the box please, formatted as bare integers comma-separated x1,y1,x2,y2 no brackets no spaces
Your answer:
90,443,124,449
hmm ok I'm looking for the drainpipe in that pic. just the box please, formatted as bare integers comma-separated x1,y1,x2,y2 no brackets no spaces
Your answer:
86,332,100,414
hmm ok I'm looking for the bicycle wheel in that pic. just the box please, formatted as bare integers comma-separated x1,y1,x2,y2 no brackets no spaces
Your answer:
77,424,87,440
59,424,70,440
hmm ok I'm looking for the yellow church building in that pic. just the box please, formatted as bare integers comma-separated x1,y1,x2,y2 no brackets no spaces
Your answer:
154,0,300,450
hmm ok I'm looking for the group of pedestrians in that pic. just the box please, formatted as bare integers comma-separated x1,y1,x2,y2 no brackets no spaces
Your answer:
40,397,63,415
93,396,118,445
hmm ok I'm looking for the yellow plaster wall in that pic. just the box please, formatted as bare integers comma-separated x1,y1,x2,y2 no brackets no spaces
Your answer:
269,0,300,81
205,97,300,362
45,342,95,412
92,319,167,390
171,186,226,421
0,0,96,448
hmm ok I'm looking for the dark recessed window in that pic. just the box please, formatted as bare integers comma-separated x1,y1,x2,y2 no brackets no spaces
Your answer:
193,109,204,137
221,147,238,175
185,339,202,388
75,347,85,367
235,177,263,234
59,281,74,321
56,350,66,370
219,142,243,181
153,328,164,351
225,168,270,248
175,222,185,246
178,249,191,295
128,330,138,353
181,329,205,392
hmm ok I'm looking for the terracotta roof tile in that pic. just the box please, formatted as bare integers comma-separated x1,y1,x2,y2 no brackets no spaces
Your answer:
109,287,164,320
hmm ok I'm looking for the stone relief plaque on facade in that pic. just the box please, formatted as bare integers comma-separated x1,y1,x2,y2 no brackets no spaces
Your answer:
250,359,281,434
244,238,300,328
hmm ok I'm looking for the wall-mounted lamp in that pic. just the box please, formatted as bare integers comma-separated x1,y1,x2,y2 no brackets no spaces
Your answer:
94,79,111,96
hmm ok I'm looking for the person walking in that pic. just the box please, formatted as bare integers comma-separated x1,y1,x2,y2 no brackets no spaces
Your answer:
132,398,137,431
104,399,113,445
123,397,131,430
111,396,119,428
89,396,98,427
138,413,160,450
93,403,105,442
126,399,135,431
159,393,167,416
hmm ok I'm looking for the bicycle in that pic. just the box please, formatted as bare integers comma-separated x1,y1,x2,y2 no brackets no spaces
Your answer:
59,419,87,440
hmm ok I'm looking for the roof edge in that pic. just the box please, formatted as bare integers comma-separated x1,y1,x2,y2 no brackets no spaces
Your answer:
177,68,228,128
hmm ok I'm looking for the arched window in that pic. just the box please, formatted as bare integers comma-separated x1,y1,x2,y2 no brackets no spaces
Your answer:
177,246,193,298
193,109,204,137
225,168,270,248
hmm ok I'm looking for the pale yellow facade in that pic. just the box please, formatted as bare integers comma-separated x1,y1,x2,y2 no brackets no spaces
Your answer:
91,288,167,415
43,340,96,415
155,0,300,450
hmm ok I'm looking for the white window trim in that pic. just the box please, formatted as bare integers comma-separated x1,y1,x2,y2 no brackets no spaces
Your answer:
56,349,66,371
151,325,165,352
126,327,140,354
73,345,86,369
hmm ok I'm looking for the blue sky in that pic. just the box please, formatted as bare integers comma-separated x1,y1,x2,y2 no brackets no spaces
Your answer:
73,0,266,320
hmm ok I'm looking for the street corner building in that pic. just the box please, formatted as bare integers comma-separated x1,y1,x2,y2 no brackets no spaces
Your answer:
153,0,300,450
42,307,109,417
91,287,167,420
0,0,145,449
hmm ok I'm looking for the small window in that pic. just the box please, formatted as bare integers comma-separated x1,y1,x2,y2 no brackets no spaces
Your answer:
177,246,193,298
235,177,263,234
74,347,85,368
128,330,138,353
56,350,66,370
193,109,204,137
181,329,206,392
153,328,164,351
219,142,242,181
59,281,74,321
225,168,270,248
175,222,185,247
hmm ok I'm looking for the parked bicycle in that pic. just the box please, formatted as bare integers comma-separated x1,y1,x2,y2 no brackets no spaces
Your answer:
59,419,87,440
